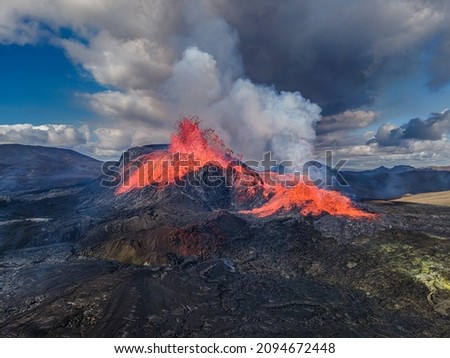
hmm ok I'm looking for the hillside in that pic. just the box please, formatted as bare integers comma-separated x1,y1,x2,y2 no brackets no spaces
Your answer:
341,166,450,200
0,144,102,195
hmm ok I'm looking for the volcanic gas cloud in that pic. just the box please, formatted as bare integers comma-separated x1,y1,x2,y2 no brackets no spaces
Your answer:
116,118,373,219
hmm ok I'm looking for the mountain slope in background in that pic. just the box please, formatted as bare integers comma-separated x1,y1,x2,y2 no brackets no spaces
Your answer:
0,144,102,195
0,144,449,337
341,166,450,200
1,143,449,201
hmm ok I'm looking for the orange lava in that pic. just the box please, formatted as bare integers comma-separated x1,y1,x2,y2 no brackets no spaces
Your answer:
116,117,239,194
242,181,375,219
116,117,374,219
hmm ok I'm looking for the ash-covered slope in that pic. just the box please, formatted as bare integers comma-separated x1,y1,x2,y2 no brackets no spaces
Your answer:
0,144,102,195
1,176,450,337
1,124,449,337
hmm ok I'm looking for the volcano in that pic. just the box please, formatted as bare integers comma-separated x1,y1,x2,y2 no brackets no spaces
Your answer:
0,119,449,338
114,118,374,219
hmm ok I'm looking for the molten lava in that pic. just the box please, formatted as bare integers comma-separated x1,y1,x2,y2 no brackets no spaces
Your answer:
116,117,374,219
242,181,374,219
116,118,239,194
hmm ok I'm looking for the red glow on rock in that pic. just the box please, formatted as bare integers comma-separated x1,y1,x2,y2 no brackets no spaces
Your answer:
241,180,375,219
116,117,239,194
115,117,374,219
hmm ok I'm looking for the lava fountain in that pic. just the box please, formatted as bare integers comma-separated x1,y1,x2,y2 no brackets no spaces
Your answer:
116,117,240,194
116,117,374,219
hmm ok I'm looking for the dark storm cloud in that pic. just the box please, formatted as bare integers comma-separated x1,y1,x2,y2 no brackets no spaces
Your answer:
216,0,450,114
369,110,450,146
0,1,322,162
2,0,450,166
316,110,378,135
428,36,450,90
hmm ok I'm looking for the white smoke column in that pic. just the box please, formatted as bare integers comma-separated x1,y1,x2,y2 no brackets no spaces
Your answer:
212,79,321,165
0,0,322,163
162,46,321,166
161,1,322,165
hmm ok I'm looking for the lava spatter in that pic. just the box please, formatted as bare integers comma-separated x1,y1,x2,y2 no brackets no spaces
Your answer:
116,117,374,219
116,117,239,194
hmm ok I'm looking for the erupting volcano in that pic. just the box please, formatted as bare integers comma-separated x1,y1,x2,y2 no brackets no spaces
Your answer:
116,118,374,219
116,118,240,194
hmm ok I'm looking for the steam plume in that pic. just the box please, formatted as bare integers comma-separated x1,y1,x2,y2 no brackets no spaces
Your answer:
0,0,322,164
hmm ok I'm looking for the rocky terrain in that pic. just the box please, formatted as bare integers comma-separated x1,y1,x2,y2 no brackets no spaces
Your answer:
341,165,450,200
0,144,101,195
0,145,449,337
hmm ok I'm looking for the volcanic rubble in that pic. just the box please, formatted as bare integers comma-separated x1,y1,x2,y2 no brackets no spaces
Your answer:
1,149,449,338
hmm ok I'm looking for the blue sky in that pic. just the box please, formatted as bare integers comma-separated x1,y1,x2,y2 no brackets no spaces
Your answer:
0,44,101,126
0,1,449,167
0,43,448,128
368,63,450,128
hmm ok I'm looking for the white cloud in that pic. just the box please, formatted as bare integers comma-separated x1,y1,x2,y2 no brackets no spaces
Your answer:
87,90,166,126
0,124,88,147
324,137,450,168
62,34,173,90
162,47,222,110
209,79,321,163
0,0,323,163
1,0,448,168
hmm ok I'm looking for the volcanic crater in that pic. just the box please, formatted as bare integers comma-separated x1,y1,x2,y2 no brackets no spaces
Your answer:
0,119,449,337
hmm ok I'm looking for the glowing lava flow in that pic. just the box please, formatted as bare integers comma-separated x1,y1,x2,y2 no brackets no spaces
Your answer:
116,117,374,219
116,118,239,194
242,180,375,219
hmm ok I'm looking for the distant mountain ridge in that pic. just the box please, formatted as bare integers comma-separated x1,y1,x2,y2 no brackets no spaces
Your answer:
0,144,102,195
341,166,450,200
1,143,449,200
370,165,415,173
